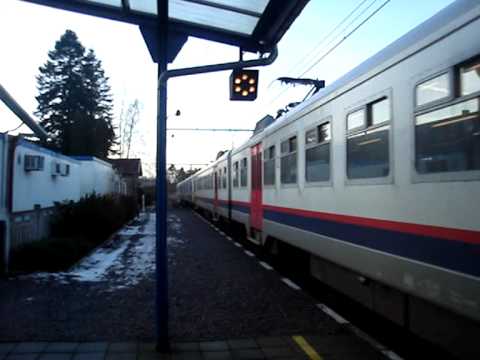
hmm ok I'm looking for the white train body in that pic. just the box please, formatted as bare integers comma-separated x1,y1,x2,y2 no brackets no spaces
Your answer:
178,0,480,354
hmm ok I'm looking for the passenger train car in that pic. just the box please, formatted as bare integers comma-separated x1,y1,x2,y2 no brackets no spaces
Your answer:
177,0,480,356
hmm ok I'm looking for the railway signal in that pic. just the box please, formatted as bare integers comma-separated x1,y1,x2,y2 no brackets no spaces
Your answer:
230,69,259,101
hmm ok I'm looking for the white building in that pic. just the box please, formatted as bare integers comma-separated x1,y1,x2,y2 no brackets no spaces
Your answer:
0,83,127,273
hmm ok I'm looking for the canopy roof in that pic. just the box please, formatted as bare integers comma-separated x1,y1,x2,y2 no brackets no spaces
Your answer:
22,0,309,62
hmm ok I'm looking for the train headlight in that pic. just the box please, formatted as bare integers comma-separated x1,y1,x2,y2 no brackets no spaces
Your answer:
230,69,258,101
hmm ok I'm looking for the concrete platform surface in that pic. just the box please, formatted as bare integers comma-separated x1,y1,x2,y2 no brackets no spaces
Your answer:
0,334,386,359
1,208,390,359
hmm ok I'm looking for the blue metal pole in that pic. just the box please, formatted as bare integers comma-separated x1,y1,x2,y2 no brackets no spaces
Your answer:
155,0,169,351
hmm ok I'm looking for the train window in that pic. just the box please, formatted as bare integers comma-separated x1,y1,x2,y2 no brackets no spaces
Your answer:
281,136,297,184
347,98,390,179
460,59,480,96
240,158,248,187
416,73,450,107
264,145,275,185
347,109,365,131
233,162,239,187
306,129,317,145
306,122,331,182
415,98,480,174
371,98,390,125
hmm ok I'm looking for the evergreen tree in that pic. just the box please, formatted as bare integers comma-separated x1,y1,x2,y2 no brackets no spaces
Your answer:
35,30,116,158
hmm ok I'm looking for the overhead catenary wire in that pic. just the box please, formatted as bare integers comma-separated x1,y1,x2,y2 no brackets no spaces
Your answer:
296,0,382,78
285,0,371,77
265,0,391,108
265,0,379,104
299,0,391,78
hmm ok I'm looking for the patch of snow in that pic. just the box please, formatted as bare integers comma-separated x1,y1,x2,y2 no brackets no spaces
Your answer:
108,234,156,289
168,236,184,246
68,240,129,282
24,212,186,291
118,226,140,236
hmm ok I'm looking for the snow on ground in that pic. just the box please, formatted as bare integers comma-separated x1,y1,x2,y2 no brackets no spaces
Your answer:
168,213,183,233
25,212,185,290
118,226,140,236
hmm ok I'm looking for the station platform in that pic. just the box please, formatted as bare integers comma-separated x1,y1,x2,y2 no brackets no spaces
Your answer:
0,333,387,359
0,208,394,359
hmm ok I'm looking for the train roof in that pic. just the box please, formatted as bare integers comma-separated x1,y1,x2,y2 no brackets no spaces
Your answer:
260,0,480,137
178,0,480,187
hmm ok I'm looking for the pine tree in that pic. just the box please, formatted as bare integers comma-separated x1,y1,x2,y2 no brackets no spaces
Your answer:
35,30,116,158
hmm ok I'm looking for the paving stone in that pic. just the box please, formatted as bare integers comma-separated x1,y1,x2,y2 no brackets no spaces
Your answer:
255,338,288,348
138,353,170,360
105,354,137,360
38,354,73,360
138,343,157,353
170,352,202,360
231,349,264,360
5,355,40,360
0,344,15,354
199,342,229,352
203,351,233,360
108,343,137,353
171,343,200,352
261,347,295,358
227,340,257,350
45,343,78,353
326,352,386,360
72,353,105,360
306,335,372,355
12,343,48,354
76,343,108,353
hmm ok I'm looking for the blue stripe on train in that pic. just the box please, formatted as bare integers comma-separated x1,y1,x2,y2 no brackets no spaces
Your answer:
263,209,480,278
232,203,250,214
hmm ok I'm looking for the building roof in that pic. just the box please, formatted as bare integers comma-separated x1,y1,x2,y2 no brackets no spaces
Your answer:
109,158,143,177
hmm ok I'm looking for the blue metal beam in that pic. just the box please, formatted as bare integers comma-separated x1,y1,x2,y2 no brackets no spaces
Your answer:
155,0,169,351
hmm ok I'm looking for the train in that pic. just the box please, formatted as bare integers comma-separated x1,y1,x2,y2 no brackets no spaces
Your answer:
177,0,480,357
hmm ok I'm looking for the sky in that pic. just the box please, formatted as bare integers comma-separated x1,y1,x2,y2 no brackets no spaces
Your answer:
0,0,456,177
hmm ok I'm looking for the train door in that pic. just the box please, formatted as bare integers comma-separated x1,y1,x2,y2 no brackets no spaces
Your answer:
213,170,219,218
250,143,263,231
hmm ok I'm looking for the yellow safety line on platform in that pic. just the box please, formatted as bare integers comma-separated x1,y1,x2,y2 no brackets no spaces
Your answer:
292,335,323,360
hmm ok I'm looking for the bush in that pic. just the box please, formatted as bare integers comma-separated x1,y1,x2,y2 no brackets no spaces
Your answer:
11,193,138,273
51,193,138,241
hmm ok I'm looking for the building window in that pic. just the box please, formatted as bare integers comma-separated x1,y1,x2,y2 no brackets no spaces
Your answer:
281,136,297,184
460,58,480,96
233,162,239,187
264,145,275,185
240,158,248,187
306,122,331,182
347,98,390,179
415,98,480,174
416,73,450,107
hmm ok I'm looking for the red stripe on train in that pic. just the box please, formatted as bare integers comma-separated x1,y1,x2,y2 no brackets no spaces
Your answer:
197,197,479,244
263,204,480,245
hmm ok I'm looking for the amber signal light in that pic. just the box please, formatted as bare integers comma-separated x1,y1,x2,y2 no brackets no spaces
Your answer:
230,69,259,101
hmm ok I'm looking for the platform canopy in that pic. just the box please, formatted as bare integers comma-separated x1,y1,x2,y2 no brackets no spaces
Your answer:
21,0,309,63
